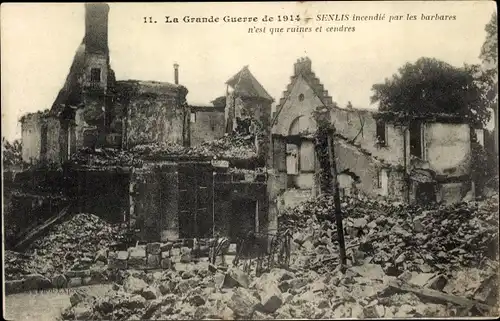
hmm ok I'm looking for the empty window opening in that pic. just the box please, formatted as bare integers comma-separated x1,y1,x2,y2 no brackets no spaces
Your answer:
376,121,387,146
298,93,305,102
90,68,101,82
410,122,424,158
377,169,389,196
286,144,299,175
190,112,196,123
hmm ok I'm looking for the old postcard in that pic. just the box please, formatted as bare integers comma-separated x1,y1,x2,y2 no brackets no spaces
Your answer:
2,1,498,320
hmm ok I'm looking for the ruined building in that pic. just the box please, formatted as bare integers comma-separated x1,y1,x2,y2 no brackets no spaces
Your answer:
21,3,190,165
271,57,481,204
225,66,274,163
17,3,275,245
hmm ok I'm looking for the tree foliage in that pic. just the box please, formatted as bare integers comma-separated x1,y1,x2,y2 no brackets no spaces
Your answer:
479,12,498,119
480,12,498,71
2,137,23,167
212,96,227,108
371,57,492,127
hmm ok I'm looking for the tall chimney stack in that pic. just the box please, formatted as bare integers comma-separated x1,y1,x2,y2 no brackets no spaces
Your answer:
174,63,179,85
85,3,110,54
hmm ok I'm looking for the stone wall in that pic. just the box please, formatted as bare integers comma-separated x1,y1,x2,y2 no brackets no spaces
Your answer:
330,107,406,167
334,138,405,201
189,107,225,146
423,123,471,177
273,75,324,137
44,116,62,163
107,239,237,271
21,114,43,163
121,81,188,147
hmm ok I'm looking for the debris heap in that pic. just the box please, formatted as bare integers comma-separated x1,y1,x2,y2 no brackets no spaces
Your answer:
69,134,258,168
280,194,499,275
61,261,497,320
58,195,498,320
5,213,125,280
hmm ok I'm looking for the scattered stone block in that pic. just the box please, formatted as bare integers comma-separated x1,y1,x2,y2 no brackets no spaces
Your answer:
116,250,130,262
170,248,181,257
52,274,68,289
70,292,85,306
73,305,93,319
180,247,192,255
141,286,158,300
189,294,206,307
180,253,192,263
94,249,108,263
124,276,148,294
474,274,498,306
364,305,385,318
65,270,91,278
147,254,161,269
68,277,83,288
183,239,194,248
146,242,162,255
223,268,249,288
128,248,147,269
160,242,173,252
122,295,146,310
161,258,172,270
82,277,93,285
174,262,190,273
259,282,283,313
161,250,170,259
108,256,128,269
5,280,24,294
409,272,436,287
426,274,448,291
228,287,260,319
227,243,237,255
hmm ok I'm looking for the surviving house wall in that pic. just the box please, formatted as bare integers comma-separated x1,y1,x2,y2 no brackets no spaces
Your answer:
44,116,62,163
273,76,323,137
21,114,43,164
124,82,187,147
189,107,225,146
330,107,406,167
334,138,405,201
423,123,471,177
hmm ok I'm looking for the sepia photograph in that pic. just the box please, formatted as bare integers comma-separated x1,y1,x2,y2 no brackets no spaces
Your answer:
1,1,499,320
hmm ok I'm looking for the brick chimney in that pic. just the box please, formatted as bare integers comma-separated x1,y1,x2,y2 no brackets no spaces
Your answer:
85,3,110,54
174,63,179,84
294,57,312,76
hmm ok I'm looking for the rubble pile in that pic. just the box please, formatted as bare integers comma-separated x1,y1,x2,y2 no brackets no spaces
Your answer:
56,195,498,320
69,147,143,167
69,134,258,167
5,213,125,280
280,194,499,275
132,134,257,160
61,260,497,320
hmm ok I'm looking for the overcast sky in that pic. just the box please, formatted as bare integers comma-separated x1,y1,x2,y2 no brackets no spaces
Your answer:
1,1,496,141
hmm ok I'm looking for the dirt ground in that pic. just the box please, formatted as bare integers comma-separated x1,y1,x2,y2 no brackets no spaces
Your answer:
4,284,112,321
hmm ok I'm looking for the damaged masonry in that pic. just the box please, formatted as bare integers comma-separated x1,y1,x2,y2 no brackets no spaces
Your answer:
3,2,499,321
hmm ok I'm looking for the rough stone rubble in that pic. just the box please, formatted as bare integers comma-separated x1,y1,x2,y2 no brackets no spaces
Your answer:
69,133,258,167
59,195,498,320
5,213,125,281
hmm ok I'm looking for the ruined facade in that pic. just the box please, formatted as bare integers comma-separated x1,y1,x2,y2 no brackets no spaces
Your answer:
20,3,191,163
225,66,274,163
189,105,225,146
271,57,476,204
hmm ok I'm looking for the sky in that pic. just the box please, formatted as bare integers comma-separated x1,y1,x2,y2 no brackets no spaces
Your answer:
1,1,496,141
